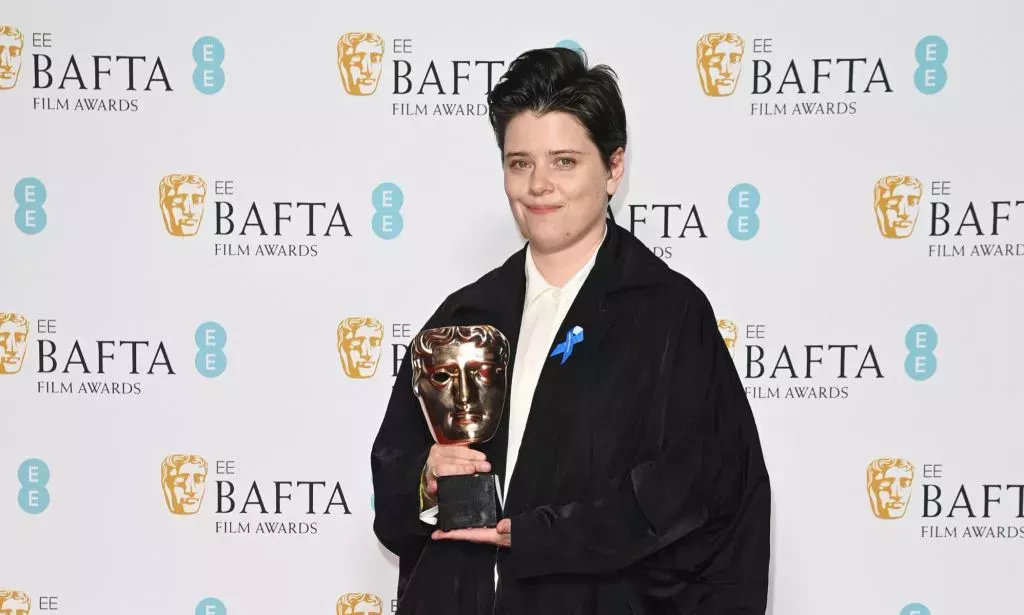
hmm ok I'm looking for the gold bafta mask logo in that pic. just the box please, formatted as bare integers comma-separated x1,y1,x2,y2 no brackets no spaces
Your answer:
159,174,207,237
717,319,738,357
867,457,915,520
697,33,744,97
337,317,384,378
0,590,30,615
0,313,29,375
874,176,923,239
337,32,384,96
161,454,208,515
0,26,24,90
336,593,383,615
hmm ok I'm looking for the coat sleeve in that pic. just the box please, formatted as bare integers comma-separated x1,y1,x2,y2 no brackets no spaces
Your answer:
370,302,448,560
502,289,771,601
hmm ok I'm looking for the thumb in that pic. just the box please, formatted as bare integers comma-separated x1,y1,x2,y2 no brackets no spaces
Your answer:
496,518,512,534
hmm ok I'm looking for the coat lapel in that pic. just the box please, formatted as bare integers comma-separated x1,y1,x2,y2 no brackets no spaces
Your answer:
443,250,528,491
502,226,623,516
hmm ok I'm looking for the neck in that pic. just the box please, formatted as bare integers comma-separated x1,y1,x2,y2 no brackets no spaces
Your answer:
531,218,606,287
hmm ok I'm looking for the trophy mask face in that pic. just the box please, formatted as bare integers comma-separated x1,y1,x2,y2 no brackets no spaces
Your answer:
411,326,509,445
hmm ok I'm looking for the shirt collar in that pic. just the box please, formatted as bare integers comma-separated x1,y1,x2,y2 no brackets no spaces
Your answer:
524,223,606,308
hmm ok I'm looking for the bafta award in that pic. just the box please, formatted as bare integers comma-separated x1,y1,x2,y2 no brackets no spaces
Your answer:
411,325,510,530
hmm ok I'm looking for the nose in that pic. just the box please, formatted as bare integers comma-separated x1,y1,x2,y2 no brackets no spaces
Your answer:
184,476,196,496
455,371,474,409
528,166,553,196
897,198,909,219
358,339,371,360
0,49,9,69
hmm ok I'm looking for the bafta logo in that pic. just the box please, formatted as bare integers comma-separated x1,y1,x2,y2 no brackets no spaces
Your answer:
717,319,738,357
697,33,744,97
159,174,207,237
161,454,208,515
336,593,383,615
874,176,923,239
867,457,915,520
337,317,384,379
337,33,384,96
0,26,24,90
0,590,31,615
0,313,28,375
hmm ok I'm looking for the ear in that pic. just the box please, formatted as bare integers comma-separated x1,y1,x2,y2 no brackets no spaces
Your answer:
605,147,625,196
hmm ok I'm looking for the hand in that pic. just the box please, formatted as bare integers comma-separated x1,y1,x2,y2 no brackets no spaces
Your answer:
433,518,511,548
423,443,491,501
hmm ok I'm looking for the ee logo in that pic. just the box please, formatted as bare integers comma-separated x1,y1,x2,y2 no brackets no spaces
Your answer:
914,35,947,95
193,36,225,95
901,604,930,615
195,321,227,378
196,598,227,615
728,183,760,240
18,458,50,514
555,39,583,54
15,177,47,235
905,324,937,380
372,182,404,240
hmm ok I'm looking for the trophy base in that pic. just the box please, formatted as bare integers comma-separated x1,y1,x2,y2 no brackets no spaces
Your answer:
436,473,501,530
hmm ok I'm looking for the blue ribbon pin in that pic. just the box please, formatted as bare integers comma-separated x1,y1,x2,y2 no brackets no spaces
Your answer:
550,326,584,365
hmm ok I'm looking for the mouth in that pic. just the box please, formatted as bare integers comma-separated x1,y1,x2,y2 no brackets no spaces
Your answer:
452,412,483,425
523,204,562,215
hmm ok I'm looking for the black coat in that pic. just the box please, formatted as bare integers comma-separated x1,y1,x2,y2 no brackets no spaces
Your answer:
371,220,771,614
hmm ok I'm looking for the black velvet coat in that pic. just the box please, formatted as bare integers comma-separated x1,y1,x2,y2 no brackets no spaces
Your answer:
371,220,771,614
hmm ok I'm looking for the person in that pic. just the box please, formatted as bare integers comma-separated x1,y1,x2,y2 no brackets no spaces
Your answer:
371,47,771,614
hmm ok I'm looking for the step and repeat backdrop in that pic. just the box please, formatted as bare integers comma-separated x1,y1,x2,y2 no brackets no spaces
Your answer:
2,1,1021,614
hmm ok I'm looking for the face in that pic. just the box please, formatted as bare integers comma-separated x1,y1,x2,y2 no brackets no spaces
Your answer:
413,331,508,445
161,180,206,236
0,32,23,90
339,39,383,96
0,319,28,374
875,182,922,238
717,321,737,356
339,324,383,378
870,465,913,519
502,111,623,256
164,461,207,514
341,601,382,615
0,594,30,615
701,40,743,96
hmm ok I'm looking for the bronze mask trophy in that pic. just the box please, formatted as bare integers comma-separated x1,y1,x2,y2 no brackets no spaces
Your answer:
411,325,510,530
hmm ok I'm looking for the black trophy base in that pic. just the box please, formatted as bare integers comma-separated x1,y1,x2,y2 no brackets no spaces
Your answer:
436,472,500,530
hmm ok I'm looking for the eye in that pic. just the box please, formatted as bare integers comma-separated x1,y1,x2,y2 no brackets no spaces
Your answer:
431,372,450,384
555,157,576,169
509,159,529,170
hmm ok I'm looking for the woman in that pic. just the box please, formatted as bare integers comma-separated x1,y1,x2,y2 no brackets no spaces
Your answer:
371,47,771,614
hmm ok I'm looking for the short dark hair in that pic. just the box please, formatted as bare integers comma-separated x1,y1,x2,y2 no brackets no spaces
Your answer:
487,47,627,177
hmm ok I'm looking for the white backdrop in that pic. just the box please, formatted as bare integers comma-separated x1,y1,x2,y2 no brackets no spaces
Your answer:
2,1,1022,614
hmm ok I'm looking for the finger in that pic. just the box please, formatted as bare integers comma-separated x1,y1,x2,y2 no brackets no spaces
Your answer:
432,528,500,544
426,478,437,495
496,518,511,534
439,447,488,462
434,463,478,477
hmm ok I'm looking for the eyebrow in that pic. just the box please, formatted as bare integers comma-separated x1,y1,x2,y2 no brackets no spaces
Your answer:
504,149,585,159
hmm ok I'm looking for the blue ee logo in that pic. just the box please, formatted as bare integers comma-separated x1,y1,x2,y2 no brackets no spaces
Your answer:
904,324,937,380
555,39,583,54
914,35,947,95
18,458,50,514
196,597,226,615
728,183,760,240
15,177,47,234
193,36,225,94
195,321,227,378
372,182,404,240
901,603,930,615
